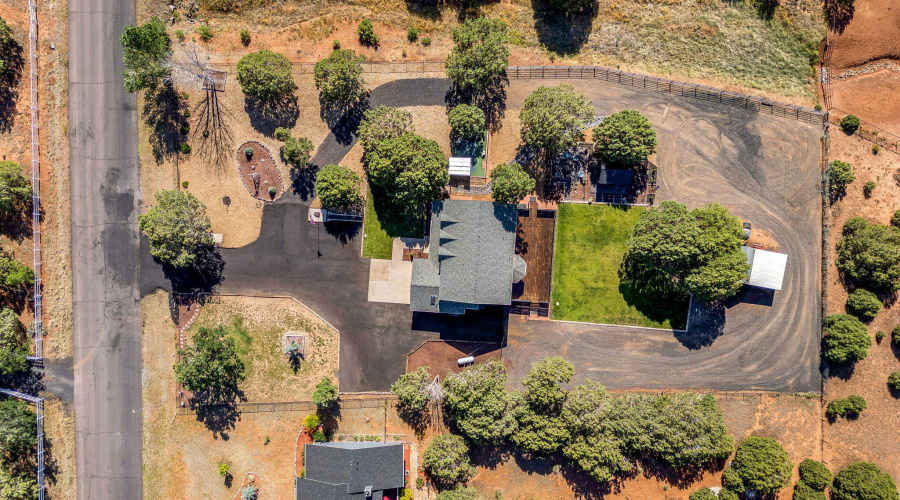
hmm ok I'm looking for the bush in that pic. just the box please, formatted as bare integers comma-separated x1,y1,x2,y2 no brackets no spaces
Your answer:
448,104,486,140
138,189,213,267
832,462,899,500
423,434,474,487
315,164,361,209
840,115,861,133
197,24,213,42
312,430,327,442
0,308,29,375
244,147,254,158
239,29,250,46
891,210,900,228
268,186,276,196
829,160,855,193
281,136,314,168
422,36,432,46
273,127,291,142
416,477,425,489
436,488,480,500
313,49,367,104
888,371,900,390
332,39,341,50
241,485,258,500
236,49,295,102
798,459,833,490
357,105,415,153
511,357,574,456
793,481,827,500
175,29,185,41
357,19,378,46
312,377,339,408
181,142,191,154
823,314,872,364
864,181,876,197
827,396,867,418
846,288,881,321
490,163,535,204
445,18,509,94
407,27,419,42
873,144,881,154
689,487,717,500
837,219,900,292
730,437,793,494
0,161,32,215
218,463,229,476
592,110,658,165
390,366,431,415
181,181,189,189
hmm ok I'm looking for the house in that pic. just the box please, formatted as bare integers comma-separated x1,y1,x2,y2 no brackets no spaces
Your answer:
296,442,406,500
742,246,788,291
410,200,526,314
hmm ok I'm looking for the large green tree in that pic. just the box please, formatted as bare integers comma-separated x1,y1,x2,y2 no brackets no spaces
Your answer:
0,308,28,375
490,163,535,204
175,325,246,396
357,105,414,154
313,49,367,105
511,357,573,456
832,462,899,500
139,189,214,268
315,165,361,210
626,201,748,302
448,104,485,140
592,110,658,165
0,18,15,75
441,359,514,445
837,217,900,292
121,16,171,92
828,160,855,193
725,437,793,495
0,162,30,215
422,434,474,488
365,133,448,216
520,85,593,164
445,18,509,95
0,466,37,500
823,314,872,364
0,256,31,294
561,380,629,482
390,366,432,415
0,398,36,470
236,49,295,102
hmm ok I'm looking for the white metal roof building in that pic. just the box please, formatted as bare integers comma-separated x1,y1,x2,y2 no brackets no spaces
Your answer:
448,157,472,177
742,246,788,291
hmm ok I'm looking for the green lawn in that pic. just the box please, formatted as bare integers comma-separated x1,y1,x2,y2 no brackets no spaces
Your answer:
362,188,393,259
550,204,689,329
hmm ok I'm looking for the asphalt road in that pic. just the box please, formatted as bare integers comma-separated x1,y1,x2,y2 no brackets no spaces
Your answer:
69,1,143,499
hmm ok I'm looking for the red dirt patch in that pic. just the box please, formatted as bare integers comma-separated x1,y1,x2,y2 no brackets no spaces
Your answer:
831,70,900,136
406,341,502,380
236,141,284,201
826,0,900,70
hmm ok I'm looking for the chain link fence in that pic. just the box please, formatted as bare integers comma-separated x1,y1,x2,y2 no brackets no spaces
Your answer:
27,0,43,361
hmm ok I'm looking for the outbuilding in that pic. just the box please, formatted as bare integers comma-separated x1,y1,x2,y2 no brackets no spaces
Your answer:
742,246,788,291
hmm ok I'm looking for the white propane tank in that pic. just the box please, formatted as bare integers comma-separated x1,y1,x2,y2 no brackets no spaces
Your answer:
457,356,475,367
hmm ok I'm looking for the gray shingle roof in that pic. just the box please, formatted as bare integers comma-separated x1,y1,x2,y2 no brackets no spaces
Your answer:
410,200,519,313
297,442,405,500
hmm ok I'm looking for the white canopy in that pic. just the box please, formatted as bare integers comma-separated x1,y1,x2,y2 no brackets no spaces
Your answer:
448,157,472,176
743,246,788,291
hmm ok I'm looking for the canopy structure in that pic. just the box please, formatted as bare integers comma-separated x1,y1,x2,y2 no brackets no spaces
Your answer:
742,246,788,291
448,157,472,177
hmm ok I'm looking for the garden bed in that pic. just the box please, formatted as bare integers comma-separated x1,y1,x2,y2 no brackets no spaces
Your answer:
236,141,284,202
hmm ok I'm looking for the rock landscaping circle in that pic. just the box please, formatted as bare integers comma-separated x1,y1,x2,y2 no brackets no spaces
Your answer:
236,141,284,202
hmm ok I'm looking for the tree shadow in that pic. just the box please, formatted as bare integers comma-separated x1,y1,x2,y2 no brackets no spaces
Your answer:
559,463,622,500
618,254,691,331
369,184,427,238
0,33,23,133
0,197,34,243
825,0,855,34
223,472,234,488
403,0,443,20
824,354,858,381
159,246,225,295
142,82,186,165
190,385,246,440
0,364,45,396
323,221,362,245
318,403,342,437
531,0,598,56
194,89,235,169
290,164,319,201
676,300,725,350
245,94,300,137
319,97,369,147
639,455,726,489
288,351,304,373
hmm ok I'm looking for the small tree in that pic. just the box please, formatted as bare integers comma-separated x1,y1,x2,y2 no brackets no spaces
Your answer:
448,104,485,140
407,27,419,42
314,49,367,105
0,308,28,375
281,136,314,168
236,49,295,102
0,18,15,75
893,325,900,347
832,462,899,500
592,110,658,165
520,85,593,164
837,218,900,292
390,366,431,415
357,105,415,154
887,371,900,390
793,481,827,500
0,255,32,294
445,18,509,95
0,162,31,216
357,19,378,46
175,325,246,396
798,459,833,490
138,189,214,268
423,434,474,487
315,165,361,210
823,314,872,364
511,357,573,456
561,380,629,482
840,115,861,134
729,437,793,494
274,127,291,142
828,160,855,193
863,181,876,197
689,488,717,500
442,359,514,445
0,398,37,464
239,29,251,46
846,288,881,321
490,163,535,204
121,16,171,92
312,377,339,408
302,414,321,431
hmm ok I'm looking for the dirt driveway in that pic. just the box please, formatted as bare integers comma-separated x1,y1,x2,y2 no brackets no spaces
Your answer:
505,78,823,392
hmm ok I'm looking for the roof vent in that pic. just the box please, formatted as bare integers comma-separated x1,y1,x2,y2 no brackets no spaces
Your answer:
365,486,373,498
430,295,437,305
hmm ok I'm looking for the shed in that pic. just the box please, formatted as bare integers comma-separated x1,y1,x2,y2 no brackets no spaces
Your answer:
448,157,472,177
742,246,788,291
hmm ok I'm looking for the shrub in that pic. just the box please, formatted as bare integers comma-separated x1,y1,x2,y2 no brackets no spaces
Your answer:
312,377,338,408
239,29,250,46
139,189,213,267
846,288,881,321
357,105,415,153
798,459,833,490
268,186,276,196
175,29,185,41
273,127,291,142
183,108,191,118
357,19,378,46
0,308,29,376
837,219,900,292
793,481,827,500
181,181,189,189
891,210,900,228
864,181,876,197
236,49,295,102
218,463,229,476
888,371,900,391
241,485,258,500
840,115,861,133
422,36,432,46
281,136,314,168
689,487,717,500
873,144,881,154
832,462,899,500
894,325,900,347
315,164,362,209
491,163,535,204
877,330,886,342
823,314,872,364
729,436,793,494
436,488,480,500
0,161,32,214
847,395,867,413
423,434,474,487
202,130,209,138
312,430,327,442
593,110,658,165
399,489,413,500
263,435,270,445
827,396,867,418
196,24,213,42
416,477,425,489
244,147,254,158
390,366,431,415
313,49,367,104
828,160,855,192
181,143,191,154
448,104,485,140
407,27,419,42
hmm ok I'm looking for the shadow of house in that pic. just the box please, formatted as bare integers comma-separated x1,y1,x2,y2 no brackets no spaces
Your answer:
531,0,598,56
